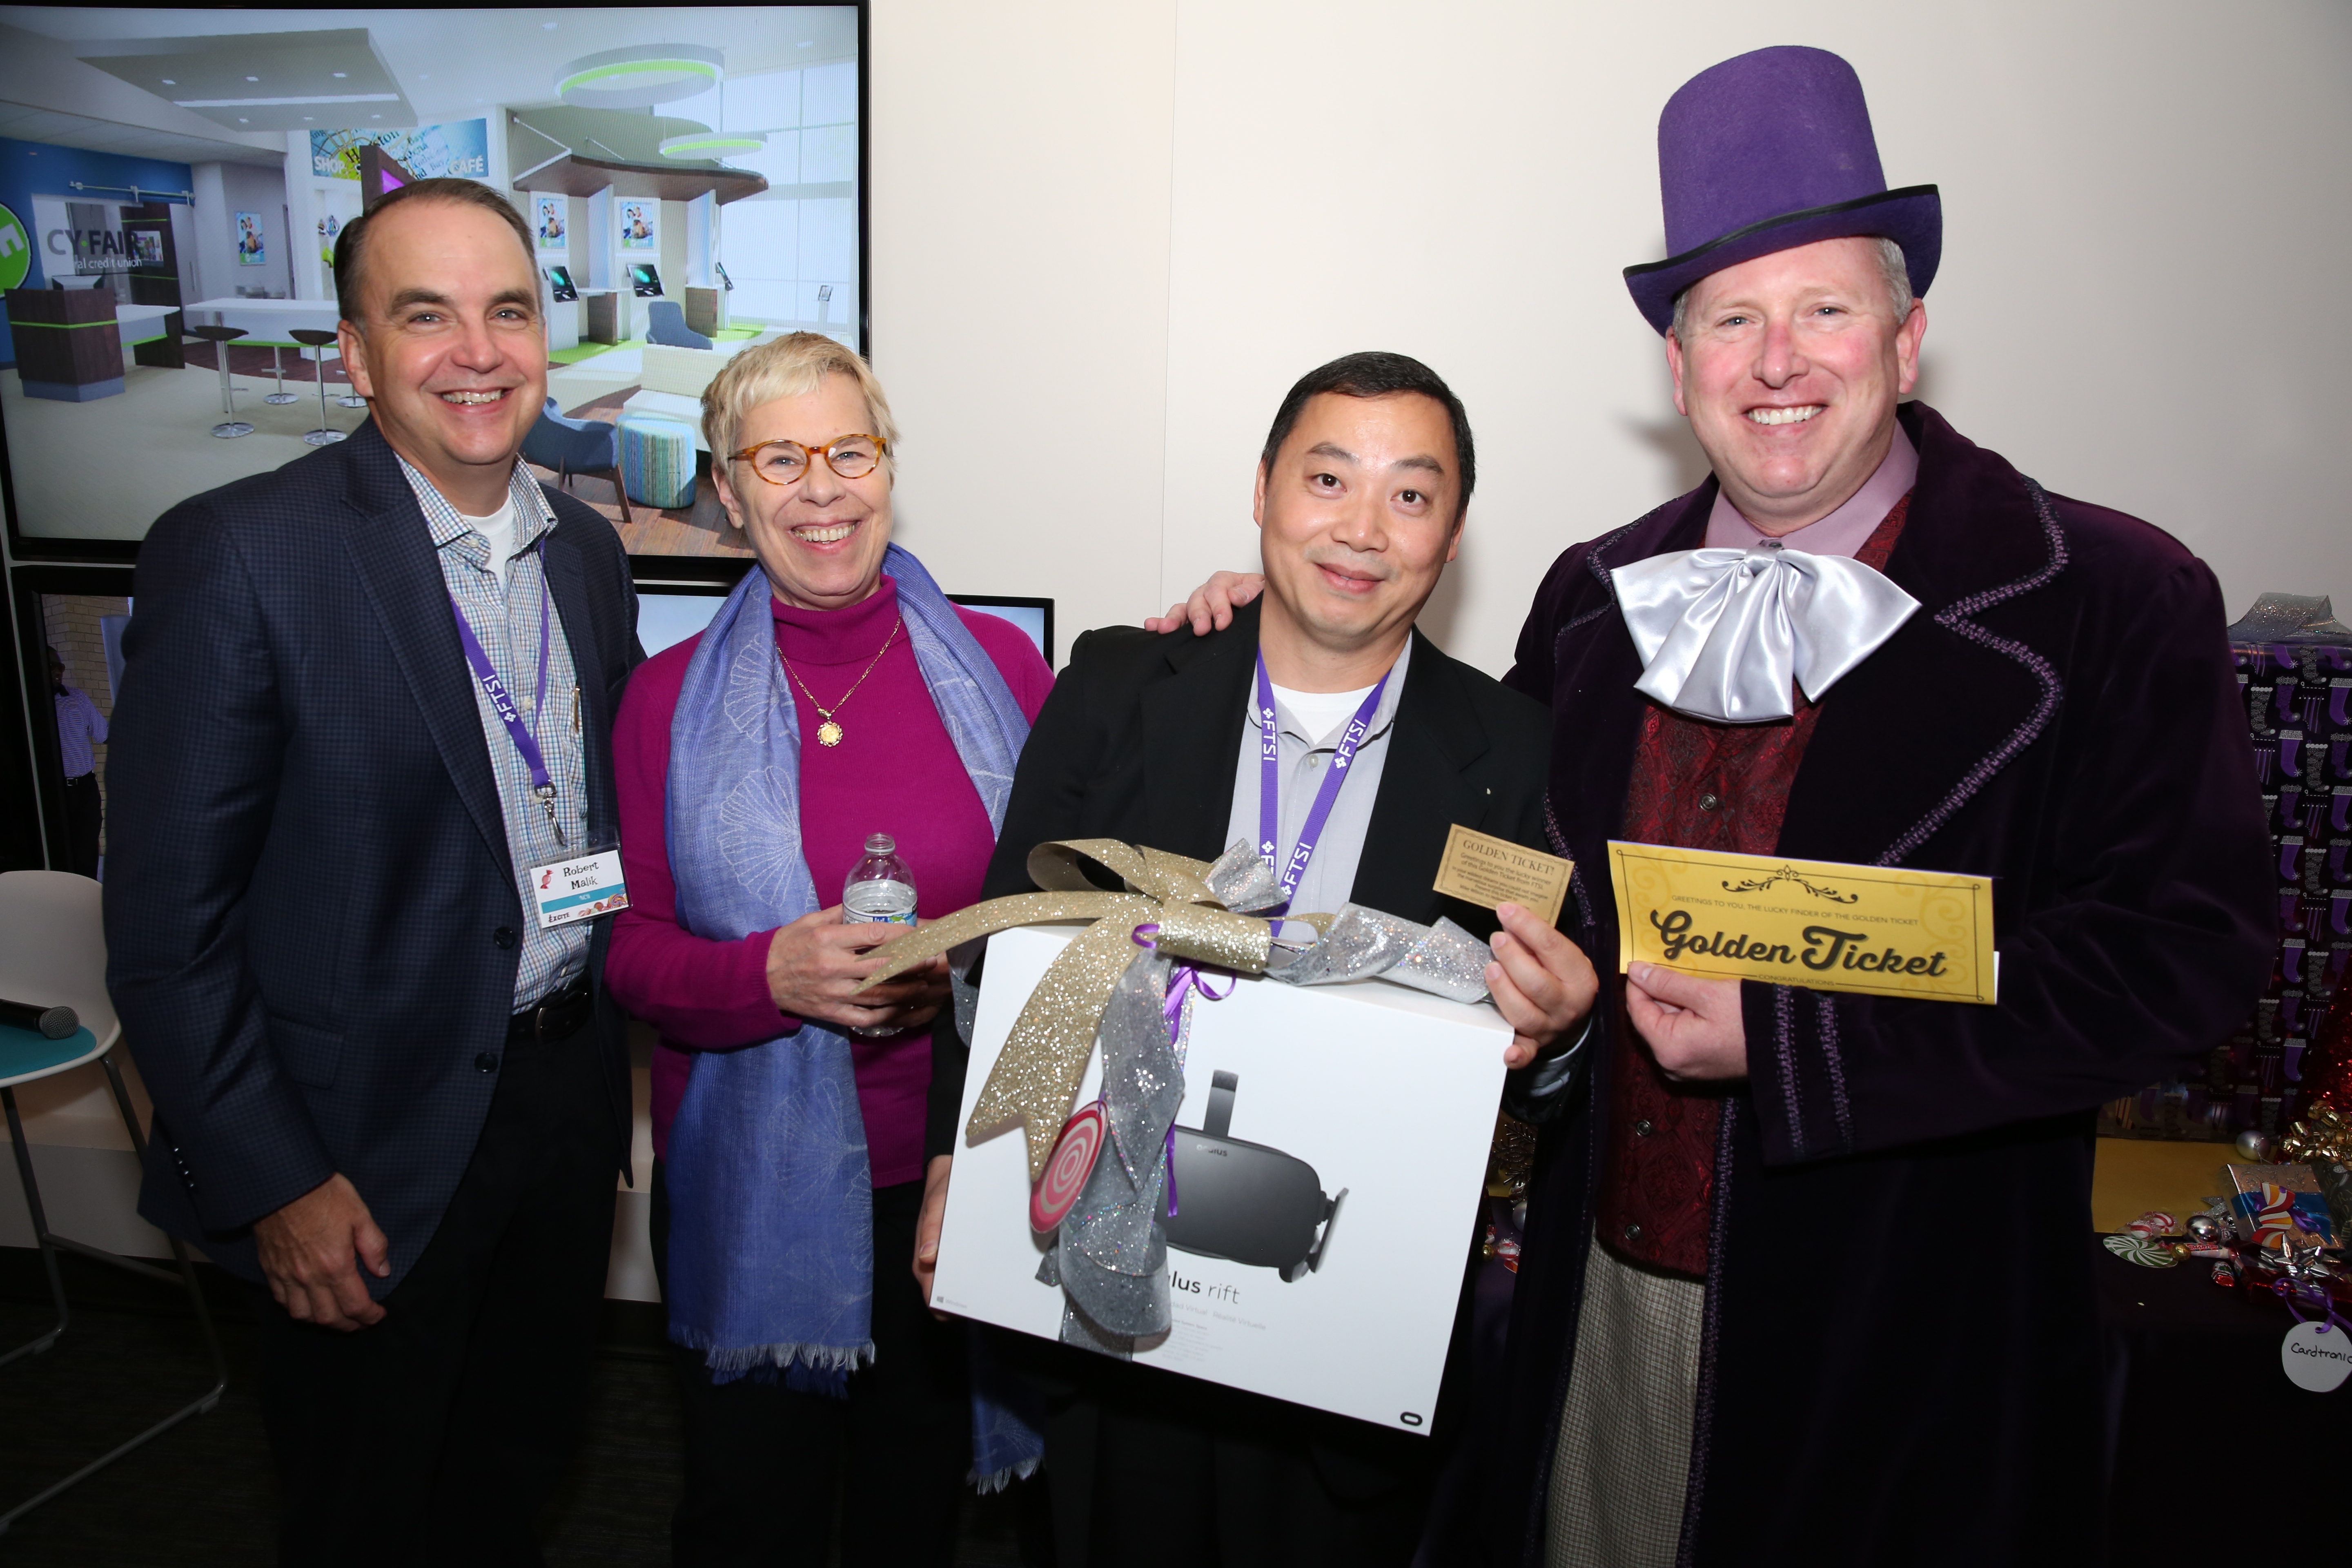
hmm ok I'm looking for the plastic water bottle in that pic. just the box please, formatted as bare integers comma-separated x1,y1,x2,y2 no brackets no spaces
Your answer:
844,834,915,1038
844,833,917,929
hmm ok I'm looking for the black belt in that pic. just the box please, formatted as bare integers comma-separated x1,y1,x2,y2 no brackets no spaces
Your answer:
510,976,593,1044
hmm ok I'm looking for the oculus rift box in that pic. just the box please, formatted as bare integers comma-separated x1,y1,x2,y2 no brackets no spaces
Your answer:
931,924,1508,1430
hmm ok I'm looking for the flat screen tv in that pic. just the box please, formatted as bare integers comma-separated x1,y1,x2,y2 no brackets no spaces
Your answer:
637,586,1054,666
0,3,866,562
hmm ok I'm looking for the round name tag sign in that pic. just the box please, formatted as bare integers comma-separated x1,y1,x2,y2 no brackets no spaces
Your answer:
2281,1320,2352,1393
1031,1102,1105,1234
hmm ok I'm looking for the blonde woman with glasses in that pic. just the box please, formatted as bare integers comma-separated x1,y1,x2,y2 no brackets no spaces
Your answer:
606,333,1052,1565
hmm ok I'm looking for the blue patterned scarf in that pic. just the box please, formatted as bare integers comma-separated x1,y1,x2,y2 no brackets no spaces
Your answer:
662,544,1038,1478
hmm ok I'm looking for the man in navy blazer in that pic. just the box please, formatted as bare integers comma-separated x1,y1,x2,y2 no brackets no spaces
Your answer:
105,179,640,1564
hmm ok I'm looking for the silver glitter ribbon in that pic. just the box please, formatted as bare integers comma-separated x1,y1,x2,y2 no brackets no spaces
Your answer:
855,838,1498,1350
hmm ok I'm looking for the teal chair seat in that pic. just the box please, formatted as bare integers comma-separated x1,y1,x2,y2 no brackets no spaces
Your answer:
617,414,696,510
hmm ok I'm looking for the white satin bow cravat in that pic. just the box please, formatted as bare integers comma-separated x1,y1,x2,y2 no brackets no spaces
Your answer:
1611,543,1920,724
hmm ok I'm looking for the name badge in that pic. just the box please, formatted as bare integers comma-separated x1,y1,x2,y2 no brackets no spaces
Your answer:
1606,841,1996,1004
530,848,630,930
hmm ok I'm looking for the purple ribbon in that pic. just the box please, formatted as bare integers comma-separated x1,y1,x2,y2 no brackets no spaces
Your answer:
1131,923,1235,1218
1256,653,1389,912
2274,1273,2348,1334
448,544,562,844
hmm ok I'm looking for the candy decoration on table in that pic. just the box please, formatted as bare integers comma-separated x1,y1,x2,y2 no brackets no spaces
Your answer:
2212,1261,2240,1287
2268,1234,2352,1392
1479,1212,1525,1276
1030,1102,1107,1233
2236,1180,2336,1252
2282,1103,2352,1241
2104,1233,2180,1268
1488,1112,1538,1200
2123,1210,2177,1238
2281,1101,2350,1168
2253,1183,2301,1241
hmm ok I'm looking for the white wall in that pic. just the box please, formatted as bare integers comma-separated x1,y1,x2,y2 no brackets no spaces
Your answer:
870,1,1178,653
186,161,230,308
872,0,2352,674
187,161,294,308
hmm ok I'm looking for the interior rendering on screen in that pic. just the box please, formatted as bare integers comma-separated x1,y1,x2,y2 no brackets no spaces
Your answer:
0,6,861,559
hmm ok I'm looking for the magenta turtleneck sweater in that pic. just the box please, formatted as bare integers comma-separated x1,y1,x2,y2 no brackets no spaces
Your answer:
606,575,1053,1185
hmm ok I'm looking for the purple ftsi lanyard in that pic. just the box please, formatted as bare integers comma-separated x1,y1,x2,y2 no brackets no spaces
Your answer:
448,552,565,846
1256,652,1390,912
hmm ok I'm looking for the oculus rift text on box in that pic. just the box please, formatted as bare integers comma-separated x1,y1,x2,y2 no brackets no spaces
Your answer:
1164,1071,1345,1283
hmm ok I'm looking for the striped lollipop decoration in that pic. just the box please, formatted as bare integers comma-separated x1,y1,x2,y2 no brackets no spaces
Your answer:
2103,1233,2179,1268
1031,1102,1107,1233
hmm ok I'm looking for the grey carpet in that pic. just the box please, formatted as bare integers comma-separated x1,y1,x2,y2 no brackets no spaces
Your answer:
0,1248,1043,1565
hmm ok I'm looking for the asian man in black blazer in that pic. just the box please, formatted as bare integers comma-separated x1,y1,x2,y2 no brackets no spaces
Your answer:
917,353,1599,1567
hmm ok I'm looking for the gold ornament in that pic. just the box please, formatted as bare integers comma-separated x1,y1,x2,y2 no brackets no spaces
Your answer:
2281,1102,2350,1168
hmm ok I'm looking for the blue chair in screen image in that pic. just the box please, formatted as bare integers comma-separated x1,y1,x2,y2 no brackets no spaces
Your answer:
645,299,713,351
521,397,633,526
0,871,227,1535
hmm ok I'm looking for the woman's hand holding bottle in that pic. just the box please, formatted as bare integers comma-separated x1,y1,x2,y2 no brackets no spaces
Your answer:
764,908,947,1033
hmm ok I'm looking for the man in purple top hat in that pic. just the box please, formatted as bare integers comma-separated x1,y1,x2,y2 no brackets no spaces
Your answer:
1152,45,2273,1566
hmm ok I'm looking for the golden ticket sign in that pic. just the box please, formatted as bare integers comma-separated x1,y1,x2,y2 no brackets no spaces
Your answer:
1432,825,1573,927
1606,841,1997,1004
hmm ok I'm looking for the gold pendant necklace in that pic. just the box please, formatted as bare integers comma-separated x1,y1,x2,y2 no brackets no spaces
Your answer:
780,616,901,748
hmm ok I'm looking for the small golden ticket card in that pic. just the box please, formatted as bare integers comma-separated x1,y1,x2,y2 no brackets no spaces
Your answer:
1432,826,1573,927
1606,841,1997,1004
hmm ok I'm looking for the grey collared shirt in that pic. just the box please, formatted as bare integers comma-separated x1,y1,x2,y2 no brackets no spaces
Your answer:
398,454,590,1011
1220,638,1412,917
1223,637,1595,1095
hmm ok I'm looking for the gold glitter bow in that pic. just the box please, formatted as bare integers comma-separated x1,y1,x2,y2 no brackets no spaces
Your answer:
853,840,1289,1182
2283,1102,2350,1169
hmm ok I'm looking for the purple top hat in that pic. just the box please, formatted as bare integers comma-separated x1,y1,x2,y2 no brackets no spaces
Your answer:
1623,46,1940,334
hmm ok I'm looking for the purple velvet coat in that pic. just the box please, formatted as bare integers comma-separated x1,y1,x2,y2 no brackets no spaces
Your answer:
1483,403,2273,1567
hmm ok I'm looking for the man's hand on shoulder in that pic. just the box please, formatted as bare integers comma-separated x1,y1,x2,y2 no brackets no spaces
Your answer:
1624,963,1749,1081
1488,904,1600,1069
253,1173,392,1330
1143,572,1265,636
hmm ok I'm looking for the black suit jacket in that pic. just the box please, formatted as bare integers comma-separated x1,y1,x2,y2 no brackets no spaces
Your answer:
104,420,641,1291
933,602,1556,1552
928,599,1555,1157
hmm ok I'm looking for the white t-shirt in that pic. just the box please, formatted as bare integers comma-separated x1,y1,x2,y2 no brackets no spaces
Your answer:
460,497,520,591
1267,682,1379,745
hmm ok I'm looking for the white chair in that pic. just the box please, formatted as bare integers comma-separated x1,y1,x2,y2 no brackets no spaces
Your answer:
0,870,225,1536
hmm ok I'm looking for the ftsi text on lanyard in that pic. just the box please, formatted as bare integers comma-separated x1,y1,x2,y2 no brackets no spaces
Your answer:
446,563,630,930
1256,651,1390,910
448,564,564,846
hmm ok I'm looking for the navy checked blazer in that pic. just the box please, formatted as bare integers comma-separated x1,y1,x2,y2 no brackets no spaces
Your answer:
104,419,642,1292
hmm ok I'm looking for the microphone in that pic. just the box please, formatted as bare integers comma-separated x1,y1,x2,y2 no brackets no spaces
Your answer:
0,999,79,1040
